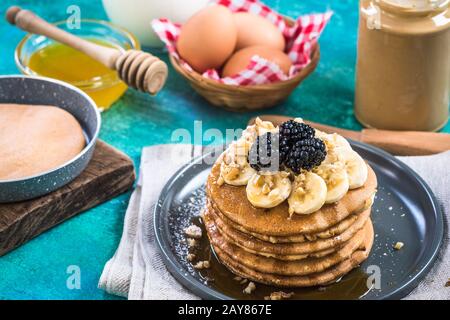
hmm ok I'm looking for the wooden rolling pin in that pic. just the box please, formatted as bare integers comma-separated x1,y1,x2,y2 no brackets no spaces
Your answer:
6,6,168,95
249,115,450,156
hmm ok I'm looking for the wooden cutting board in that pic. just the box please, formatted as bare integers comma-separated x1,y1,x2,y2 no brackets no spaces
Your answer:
0,140,135,256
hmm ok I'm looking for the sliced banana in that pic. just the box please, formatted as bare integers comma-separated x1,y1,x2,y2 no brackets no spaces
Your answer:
241,124,257,144
288,172,327,216
316,131,352,153
240,117,278,144
220,140,256,186
338,149,368,189
220,162,255,186
246,172,291,208
254,117,278,135
314,162,349,204
314,129,327,139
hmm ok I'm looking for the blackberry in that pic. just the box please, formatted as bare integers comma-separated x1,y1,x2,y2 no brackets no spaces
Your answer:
279,138,290,163
248,132,280,172
279,120,315,161
279,120,315,143
284,137,326,173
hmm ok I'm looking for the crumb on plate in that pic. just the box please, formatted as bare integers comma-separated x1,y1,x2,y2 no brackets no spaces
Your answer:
193,260,210,269
186,253,196,262
243,282,256,294
264,291,295,300
393,241,404,250
184,225,202,239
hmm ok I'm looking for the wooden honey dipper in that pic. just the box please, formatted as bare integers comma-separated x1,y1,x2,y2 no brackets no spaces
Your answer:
6,6,168,95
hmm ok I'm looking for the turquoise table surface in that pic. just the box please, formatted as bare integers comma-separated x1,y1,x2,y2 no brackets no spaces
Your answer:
0,0,448,300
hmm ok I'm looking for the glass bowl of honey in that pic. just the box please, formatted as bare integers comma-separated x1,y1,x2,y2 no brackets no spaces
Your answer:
15,19,140,111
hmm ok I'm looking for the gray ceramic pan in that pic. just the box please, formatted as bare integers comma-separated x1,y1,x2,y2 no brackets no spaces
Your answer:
0,75,100,203
154,142,444,300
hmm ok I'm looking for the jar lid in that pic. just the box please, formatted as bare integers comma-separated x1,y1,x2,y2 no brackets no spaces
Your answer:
361,0,450,34
377,0,449,15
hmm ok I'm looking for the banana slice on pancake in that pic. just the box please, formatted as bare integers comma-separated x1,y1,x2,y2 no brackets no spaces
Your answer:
315,131,352,153
315,131,367,190
221,162,255,186
220,140,256,186
255,117,277,135
241,117,278,144
241,125,258,144
288,171,327,216
314,162,349,204
246,172,291,208
338,149,368,189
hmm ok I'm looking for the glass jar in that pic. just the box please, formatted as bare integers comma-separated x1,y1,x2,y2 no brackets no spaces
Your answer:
355,0,450,131
15,19,140,111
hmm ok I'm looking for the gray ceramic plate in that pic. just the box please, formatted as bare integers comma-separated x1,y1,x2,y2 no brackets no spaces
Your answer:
0,76,100,203
154,141,444,300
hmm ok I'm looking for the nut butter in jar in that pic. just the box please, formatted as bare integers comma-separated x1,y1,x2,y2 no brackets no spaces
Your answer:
355,0,450,131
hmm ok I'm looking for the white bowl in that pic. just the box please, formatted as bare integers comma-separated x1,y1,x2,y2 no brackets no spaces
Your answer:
102,0,209,48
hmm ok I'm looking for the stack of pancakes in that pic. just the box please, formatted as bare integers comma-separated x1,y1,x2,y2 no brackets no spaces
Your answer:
204,161,377,287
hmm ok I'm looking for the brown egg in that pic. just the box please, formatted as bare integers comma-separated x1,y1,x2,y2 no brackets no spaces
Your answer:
176,5,237,73
233,12,285,51
222,45,292,77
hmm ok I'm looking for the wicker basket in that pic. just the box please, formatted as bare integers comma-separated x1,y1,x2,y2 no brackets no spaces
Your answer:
169,16,320,111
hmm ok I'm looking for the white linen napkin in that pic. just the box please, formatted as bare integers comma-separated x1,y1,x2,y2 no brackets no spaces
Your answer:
98,145,450,300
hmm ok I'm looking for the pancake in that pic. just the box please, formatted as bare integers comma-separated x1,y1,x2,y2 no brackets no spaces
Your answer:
205,209,368,276
206,161,377,236
0,104,85,180
212,220,374,287
209,195,373,243
206,201,371,257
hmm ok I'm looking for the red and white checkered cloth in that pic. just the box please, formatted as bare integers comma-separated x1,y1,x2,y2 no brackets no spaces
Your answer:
152,0,332,86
